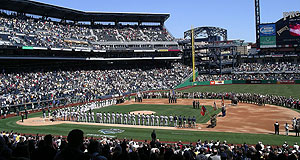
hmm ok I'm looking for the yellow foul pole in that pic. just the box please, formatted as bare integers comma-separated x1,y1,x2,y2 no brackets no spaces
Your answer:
191,26,196,82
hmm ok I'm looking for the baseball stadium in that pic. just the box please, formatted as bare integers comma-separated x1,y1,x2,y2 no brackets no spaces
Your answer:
0,0,300,159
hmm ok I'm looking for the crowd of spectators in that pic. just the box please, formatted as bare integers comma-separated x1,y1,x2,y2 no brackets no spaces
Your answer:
0,14,92,48
197,62,300,82
196,73,300,82
0,63,192,108
0,12,175,49
1,129,300,160
233,62,300,73
92,26,173,43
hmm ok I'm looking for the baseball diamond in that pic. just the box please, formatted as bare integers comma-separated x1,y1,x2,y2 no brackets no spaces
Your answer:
16,97,299,135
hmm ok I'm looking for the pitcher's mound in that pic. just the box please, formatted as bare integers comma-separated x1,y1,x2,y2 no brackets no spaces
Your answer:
130,110,156,115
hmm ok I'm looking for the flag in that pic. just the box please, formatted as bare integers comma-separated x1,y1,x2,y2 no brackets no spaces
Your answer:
201,106,206,116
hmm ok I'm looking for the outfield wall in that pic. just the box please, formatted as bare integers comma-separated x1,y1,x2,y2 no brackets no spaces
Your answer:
175,79,300,89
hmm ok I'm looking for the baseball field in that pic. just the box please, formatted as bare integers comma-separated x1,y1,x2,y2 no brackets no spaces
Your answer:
1,84,300,146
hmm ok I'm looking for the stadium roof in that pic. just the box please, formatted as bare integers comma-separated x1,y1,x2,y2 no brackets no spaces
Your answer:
0,0,170,23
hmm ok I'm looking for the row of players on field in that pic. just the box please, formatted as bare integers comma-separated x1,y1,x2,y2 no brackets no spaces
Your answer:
51,109,197,128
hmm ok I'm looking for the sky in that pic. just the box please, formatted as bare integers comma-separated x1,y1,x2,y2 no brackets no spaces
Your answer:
36,0,300,42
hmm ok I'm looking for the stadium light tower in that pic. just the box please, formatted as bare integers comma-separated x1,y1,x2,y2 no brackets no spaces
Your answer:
255,0,261,48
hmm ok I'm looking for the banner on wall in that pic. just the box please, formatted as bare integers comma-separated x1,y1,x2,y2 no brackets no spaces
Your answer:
277,80,295,84
245,80,262,84
210,81,224,85
259,24,277,48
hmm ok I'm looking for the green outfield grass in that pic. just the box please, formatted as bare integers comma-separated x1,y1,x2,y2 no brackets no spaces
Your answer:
92,104,221,123
180,84,300,98
0,111,299,146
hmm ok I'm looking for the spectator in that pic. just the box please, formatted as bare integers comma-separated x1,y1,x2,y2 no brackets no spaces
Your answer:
54,129,87,160
31,134,57,160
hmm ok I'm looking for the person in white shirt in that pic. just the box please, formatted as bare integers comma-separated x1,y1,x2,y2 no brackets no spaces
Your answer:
285,123,289,136
294,142,299,150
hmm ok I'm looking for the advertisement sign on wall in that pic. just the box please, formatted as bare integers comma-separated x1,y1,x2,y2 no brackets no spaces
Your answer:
260,24,277,48
277,80,295,84
260,36,277,48
246,80,262,84
210,81,224,85
260,24,276,36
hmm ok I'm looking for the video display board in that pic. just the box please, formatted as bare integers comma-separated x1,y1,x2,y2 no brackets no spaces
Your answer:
276,13,300,46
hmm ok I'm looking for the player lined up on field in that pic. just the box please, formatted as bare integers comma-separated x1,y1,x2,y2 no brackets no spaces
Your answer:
50,101,197,128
